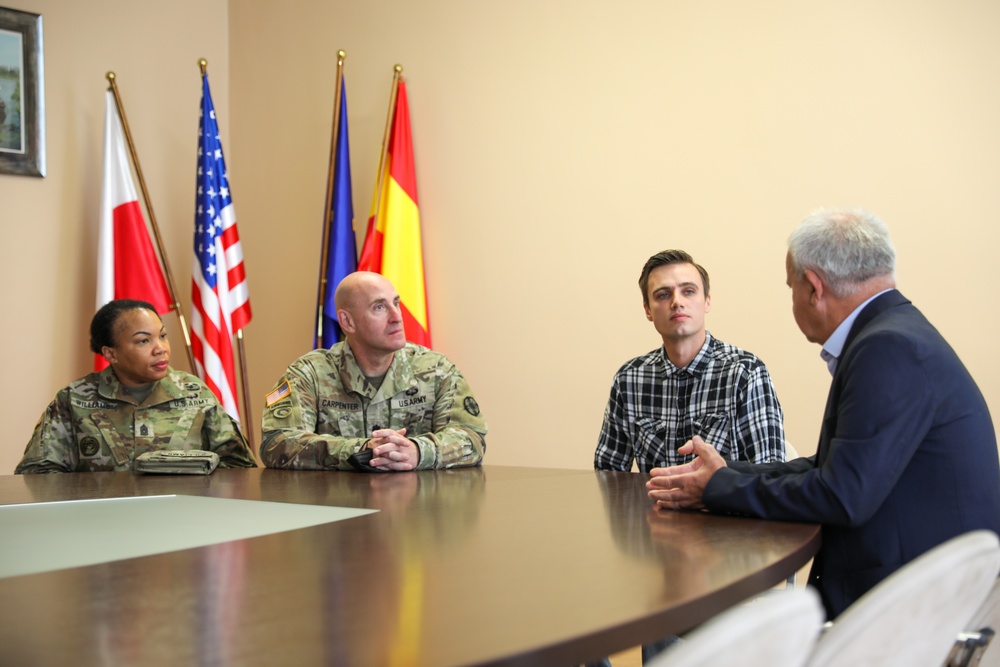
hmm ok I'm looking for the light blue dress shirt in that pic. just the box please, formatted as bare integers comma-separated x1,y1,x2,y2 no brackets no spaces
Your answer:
820,289,894,376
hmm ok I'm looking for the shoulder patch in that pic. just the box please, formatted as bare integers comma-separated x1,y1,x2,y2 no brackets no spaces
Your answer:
463,397,481,417
265,380,292,407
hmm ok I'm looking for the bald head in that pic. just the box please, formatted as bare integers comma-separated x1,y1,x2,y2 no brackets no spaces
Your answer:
334,272,407,362
334,271,393,313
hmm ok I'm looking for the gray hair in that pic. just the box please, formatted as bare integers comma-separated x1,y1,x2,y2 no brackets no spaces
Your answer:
788,208,896,297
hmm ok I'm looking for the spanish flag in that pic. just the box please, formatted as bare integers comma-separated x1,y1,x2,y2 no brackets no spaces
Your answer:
358,75,431,348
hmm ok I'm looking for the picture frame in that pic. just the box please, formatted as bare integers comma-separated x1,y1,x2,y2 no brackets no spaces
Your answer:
0,6,44,177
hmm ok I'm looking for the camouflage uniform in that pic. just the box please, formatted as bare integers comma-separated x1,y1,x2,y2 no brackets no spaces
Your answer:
16,367,256,473
261,342,487,470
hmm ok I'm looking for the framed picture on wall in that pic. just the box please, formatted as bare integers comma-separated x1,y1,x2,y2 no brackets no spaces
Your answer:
0,6,44,177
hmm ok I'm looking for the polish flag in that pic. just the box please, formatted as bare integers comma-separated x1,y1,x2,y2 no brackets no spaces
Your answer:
95,90,171,370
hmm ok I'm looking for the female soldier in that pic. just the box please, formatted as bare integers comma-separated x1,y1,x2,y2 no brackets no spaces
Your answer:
16,299,256,472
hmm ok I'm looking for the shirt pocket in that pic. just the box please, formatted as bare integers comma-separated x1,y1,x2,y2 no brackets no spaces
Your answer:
87,412,129,467
163,408,201,450
691,413,731,456
387,388,433,433
634,416,669,468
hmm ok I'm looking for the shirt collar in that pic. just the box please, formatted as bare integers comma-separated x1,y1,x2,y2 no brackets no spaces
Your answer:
339,342,415,398
98,365,181,404
820,288,893,375
661,331,713,376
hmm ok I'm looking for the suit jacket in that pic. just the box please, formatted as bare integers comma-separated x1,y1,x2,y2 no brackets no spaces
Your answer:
704,290,1000,617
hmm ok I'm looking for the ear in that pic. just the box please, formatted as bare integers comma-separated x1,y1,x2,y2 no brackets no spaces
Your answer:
704,293,712,313
803,269,825,304
102,346,117,364
643,302,653,322
337,309,355,334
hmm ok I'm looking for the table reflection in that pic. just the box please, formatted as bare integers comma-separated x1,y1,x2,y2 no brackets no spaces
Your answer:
597,471,790,601
255,468,486,666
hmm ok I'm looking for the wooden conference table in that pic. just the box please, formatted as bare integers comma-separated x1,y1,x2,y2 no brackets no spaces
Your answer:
0,466,819,666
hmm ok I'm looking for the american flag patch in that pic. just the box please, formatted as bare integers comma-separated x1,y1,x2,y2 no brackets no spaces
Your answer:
265,380,291,407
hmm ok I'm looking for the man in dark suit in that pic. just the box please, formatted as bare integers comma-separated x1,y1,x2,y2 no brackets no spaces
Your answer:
646,207,1000,618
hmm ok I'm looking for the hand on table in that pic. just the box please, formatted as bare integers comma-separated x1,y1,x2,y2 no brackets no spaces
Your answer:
646,436,727,510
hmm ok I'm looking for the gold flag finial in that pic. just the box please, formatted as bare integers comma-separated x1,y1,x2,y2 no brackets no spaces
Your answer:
198,58,208,75
394,64,403,74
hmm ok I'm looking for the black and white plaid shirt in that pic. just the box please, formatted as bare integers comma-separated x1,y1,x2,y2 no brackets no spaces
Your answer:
595,332,786,472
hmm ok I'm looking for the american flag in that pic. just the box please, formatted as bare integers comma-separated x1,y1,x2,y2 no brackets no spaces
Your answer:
190,73,251,421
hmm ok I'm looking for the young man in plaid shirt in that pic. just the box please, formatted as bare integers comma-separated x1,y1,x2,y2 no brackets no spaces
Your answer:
595,250,786,473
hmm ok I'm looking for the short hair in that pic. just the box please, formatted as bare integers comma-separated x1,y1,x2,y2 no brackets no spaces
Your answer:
787,208,896,297
89,299,159,354
638,250,710,305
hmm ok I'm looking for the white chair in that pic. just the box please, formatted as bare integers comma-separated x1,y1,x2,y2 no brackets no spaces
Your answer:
806,530,1000,667
645,587,824,667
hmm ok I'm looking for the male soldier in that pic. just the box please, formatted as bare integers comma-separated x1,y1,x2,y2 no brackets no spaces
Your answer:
260,271,486,471
647,209,1000,618
595,249,786,473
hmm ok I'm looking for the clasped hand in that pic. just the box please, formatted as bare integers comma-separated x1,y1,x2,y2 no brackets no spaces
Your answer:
368,427,420,471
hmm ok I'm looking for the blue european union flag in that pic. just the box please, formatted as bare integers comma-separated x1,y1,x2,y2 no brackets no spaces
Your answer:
319,76,356,348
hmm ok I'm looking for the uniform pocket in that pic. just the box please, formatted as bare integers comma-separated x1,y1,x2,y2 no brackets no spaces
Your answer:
87,412,128,467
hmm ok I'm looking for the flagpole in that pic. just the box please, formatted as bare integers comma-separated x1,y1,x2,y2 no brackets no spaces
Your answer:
235,328,254,452
369,65,402,242
315,50,347,348
199,58,254,448
105,71,198,375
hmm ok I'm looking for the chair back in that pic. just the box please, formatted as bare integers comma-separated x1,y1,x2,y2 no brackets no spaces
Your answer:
647,587,824,667
785,441,800,460
807,530,1000,667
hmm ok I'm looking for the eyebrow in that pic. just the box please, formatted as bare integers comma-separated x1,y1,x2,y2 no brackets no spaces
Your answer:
130,327,165,338
653,282,700,292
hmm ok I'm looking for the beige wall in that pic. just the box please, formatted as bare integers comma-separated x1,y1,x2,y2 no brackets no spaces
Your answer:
0,0,230,473
3,0,999,474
